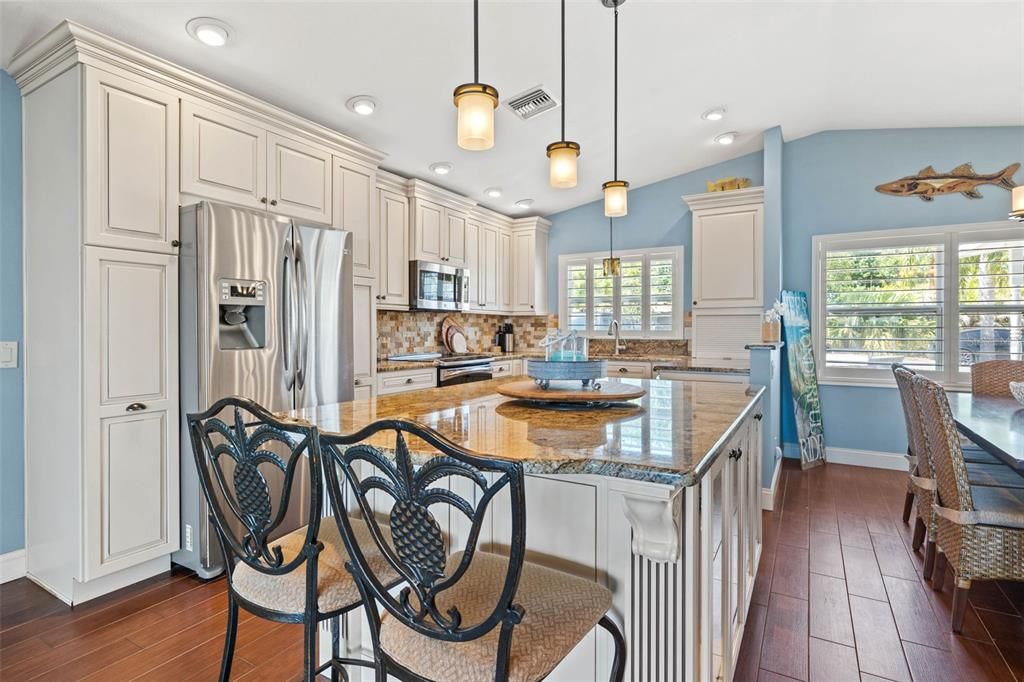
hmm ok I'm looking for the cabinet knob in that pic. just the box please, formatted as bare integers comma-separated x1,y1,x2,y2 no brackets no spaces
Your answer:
354,379,361,386
260,197,268,204
692,300,697,306
729,447,743,460
171,239,181,248
381,295,386,301
754,413,763,421
405,378,414,384
618,367,629,373
270,199,278,206
125,402,147,412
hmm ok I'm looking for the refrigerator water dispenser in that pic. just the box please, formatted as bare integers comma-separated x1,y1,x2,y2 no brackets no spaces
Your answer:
218,278,267,349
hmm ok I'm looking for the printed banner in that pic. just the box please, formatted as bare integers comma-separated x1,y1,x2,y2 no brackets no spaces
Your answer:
781,290,826,468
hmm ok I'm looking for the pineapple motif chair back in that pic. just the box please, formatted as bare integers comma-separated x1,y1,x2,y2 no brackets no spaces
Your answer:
910,375,974,514
187,396,322,576
320,419,527,652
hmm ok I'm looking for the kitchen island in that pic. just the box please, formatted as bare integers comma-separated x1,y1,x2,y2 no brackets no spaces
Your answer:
289,376,765,682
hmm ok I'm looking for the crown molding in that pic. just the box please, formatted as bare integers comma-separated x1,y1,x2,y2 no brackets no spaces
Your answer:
510,216,552,233
681,186,765,211
470,204,514,228
8,20,387,167
406,179,478,212
376,169,409,195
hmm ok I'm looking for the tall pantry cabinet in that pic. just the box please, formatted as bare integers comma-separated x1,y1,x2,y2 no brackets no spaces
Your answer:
22,63,181,603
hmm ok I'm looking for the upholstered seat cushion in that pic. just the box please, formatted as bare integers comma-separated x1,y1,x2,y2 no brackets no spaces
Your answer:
969,486,1024,529
966,462,1024,489
379,551,613,682
231,517,395,615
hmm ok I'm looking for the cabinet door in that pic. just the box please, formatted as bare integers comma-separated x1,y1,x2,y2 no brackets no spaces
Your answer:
353,278,378,390
83,247,179,580
499,231,513,311
378,189,410,307
692,204,763,308
478,225,500,310
445,210,468,265
464,220,479,308
512,231,535,312
85,69,179,254
334,159,376,277
268,133,333,224
180,101,266,209
413,200,444,262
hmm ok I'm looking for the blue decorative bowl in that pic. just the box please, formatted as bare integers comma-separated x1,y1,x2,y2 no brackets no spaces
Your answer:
527,359,608,390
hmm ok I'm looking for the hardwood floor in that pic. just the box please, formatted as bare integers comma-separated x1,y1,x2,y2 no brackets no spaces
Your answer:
736,460,1023,682
2,459,1021,681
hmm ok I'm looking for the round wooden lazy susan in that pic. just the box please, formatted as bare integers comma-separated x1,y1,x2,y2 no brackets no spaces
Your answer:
496,380,646,408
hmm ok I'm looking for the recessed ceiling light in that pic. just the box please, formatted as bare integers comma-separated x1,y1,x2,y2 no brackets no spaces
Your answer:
514,199,535,209
186,18,231,47
701,107,726,122
714,132,738,146
429,162,452,176
484,187,502,198
346,96,377,116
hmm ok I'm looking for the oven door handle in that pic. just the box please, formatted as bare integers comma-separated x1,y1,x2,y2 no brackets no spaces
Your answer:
440,365,492,381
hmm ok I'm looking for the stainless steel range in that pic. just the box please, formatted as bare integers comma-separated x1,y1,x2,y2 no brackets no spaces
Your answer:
389,352,494,387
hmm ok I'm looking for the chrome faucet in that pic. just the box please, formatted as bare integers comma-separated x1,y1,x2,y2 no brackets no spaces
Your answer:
607,319,626,355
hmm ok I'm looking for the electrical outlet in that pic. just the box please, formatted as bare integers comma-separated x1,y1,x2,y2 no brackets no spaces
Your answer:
0,342,17,369
184,524,193,552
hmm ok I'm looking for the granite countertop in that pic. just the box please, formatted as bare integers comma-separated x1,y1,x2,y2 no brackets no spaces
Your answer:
286,376,765,488
377,353,750,375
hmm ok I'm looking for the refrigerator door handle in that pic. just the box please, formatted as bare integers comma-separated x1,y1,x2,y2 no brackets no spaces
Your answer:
294,234,310,390
281,238,295,391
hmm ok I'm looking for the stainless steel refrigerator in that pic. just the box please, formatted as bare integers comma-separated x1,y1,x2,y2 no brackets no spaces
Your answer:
174,201,353,578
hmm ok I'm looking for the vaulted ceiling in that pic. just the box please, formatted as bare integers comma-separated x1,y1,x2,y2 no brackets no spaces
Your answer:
3,1,1021,217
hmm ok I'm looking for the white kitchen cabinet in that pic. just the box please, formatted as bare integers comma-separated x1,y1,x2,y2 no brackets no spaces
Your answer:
378,368,438,395
353,278,378,398
510,218,550,315
268,133,332,224
183,101,335,224
85,69,179,254
408,181,477,266
333,157,376,278
465,219,479,308
491,359,514,377
445,210,468,266
83,247,179,580
685,187,764,310
377,185,410,308
180,101,267,209
499,231,513,311
477,222,501,311
605,361,652,379
413,199,445,262
511,359,524,376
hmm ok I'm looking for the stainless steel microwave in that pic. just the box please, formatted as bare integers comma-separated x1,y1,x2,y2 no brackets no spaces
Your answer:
410,260,470,311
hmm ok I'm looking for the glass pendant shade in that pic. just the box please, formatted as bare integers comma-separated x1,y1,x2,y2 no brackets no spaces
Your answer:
547,141,580,188
1012,186,1024,220
602,257,621,277
603,180,629,217
454,84,498,151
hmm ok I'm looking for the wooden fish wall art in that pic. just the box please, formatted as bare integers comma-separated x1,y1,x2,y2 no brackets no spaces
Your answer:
875,162,1019,201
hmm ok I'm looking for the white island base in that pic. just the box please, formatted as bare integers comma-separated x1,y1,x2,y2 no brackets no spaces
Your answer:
320,403,763,682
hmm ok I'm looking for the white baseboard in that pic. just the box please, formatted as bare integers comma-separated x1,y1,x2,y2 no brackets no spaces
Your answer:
1,550,27,584
761,450,783,511
826,447,906,471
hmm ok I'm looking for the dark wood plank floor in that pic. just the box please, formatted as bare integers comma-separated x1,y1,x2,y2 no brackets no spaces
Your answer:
2,460,1021,680
736,460,1023,682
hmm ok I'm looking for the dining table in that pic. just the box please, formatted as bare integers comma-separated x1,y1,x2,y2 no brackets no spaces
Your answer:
947,391,1024,476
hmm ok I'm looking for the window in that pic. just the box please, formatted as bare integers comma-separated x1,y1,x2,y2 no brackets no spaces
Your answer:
558,246,684,338
813,222,1024,386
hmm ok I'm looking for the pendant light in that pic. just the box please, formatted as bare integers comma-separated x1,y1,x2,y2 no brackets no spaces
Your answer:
453,0,498,151
546,0,580,188
603,218,621,276
602,0,629,217
1012,186,1024,221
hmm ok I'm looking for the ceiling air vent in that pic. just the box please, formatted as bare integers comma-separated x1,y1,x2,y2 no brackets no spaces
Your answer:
504,85,559,121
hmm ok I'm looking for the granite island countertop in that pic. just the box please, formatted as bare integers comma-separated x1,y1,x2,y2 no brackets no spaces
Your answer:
285,376,764,489
377,353,750,375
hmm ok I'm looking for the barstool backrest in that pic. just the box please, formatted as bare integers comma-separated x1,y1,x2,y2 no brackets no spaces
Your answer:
910,375,974,514
971,360,1024,397
892,364,930,474
321,419,527,644
187,396,322,576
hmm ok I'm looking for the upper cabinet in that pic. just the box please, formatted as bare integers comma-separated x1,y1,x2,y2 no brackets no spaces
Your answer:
84,68,179,254
334,157,376,278
377,173,411,308
182,101,334,224
408,180,476,266
510,218,551,314
477,222,501,311
685,187,765,310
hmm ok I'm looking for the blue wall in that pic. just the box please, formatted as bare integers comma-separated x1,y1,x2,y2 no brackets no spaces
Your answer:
546,152,765,313
0,70,24,554
780,127,1024,455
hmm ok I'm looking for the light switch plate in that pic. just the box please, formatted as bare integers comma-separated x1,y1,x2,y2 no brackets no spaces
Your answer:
0,342,18,369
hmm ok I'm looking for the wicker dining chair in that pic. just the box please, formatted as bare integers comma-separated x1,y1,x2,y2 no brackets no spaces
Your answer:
971,360,1024,397
320,419,627,682
909,375,1024,632
187,397,392,682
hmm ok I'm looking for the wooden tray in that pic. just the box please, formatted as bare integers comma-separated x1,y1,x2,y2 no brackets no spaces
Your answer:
496,380,646,404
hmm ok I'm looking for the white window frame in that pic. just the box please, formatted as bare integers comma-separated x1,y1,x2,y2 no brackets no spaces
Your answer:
558,246,684,339
812,220,1024,389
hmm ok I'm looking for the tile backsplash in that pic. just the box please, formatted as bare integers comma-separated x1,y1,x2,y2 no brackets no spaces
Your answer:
377,311,689,359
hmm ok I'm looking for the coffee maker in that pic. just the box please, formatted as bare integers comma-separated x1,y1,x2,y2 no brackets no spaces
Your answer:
495,322,515,353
